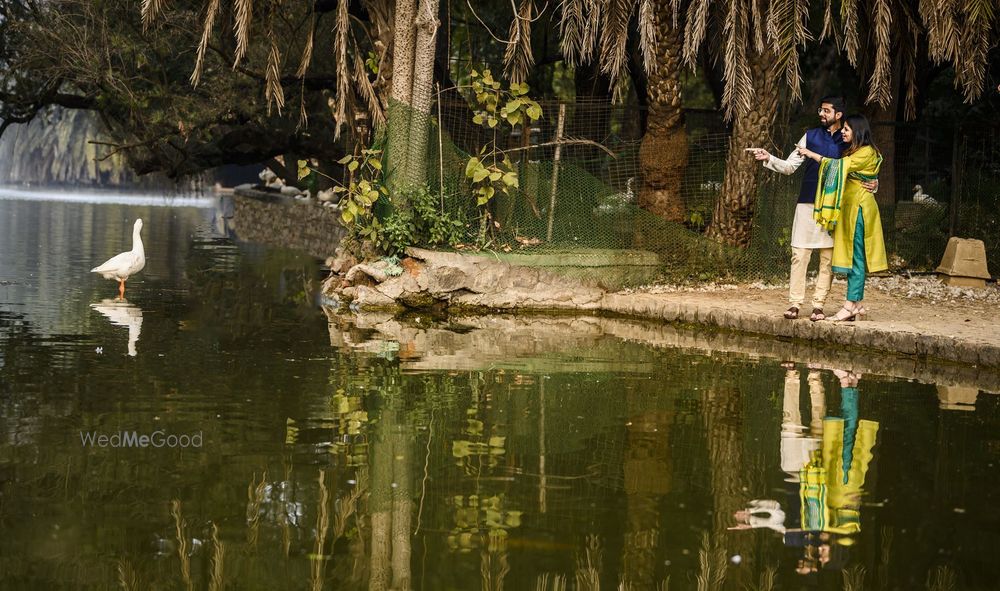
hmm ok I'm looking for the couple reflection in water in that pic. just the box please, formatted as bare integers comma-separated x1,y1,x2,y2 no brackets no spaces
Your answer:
730,364,879,576
90,298,143,356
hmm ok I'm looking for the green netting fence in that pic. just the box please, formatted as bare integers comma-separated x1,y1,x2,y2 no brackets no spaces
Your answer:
376,94,999,286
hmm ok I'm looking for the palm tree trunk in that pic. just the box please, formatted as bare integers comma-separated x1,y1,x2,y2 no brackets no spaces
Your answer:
637,14,687,223
705,49,780,248
404,0,441,186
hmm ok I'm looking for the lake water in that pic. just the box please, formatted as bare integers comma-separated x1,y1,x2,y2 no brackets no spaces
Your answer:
1,192,999,590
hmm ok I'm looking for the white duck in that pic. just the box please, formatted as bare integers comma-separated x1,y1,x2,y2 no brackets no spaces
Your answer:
913,184,937,204
91,218,146,299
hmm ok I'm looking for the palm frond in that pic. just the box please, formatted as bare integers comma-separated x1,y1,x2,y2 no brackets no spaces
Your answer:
600,0,638,101
955,0,995,102
683,0,712,69
190,0,221,87
332,0,350,139
767,0,812,102
265,30,285,116
504,0,535,84
355,49,385,128
920,0,960,64
297,15,316,78
865,0,893,107
233,0,253,67
559,0,586,65
820,0,835,42
721,0,753,120
841,0,859,66
639,0,658,74
751,0,765,52
140,0,167,31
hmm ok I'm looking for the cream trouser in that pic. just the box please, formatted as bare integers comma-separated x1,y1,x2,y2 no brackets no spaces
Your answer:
789,247,833,309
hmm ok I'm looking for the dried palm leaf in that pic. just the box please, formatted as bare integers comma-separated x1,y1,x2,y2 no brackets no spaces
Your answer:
920,0,960,64
233,0,253,67
297,15,316,78
683,0,712,69
751,0,765,52
841,0,859,66
332,0,350,139
190,0,221,87
955,0,995,102
265,31,285,116
820,0,834,42
865,0,893,107
504,0,535,84
767,0,812,102
600,0,638,100
638,0,658,74
355,49,385,128
140,0,167,31
721,0,753,120
559,0,586,64
582,0,603,64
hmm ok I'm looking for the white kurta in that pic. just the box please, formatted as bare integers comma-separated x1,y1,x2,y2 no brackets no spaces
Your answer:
763,133,834,250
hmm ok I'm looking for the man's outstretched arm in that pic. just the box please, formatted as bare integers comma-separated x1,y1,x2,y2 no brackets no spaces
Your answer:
754,133,807,175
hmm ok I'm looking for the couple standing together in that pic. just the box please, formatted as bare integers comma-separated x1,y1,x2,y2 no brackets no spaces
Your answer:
751,96,887,322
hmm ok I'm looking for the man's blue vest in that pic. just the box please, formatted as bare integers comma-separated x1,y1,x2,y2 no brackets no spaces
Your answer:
798,127,846,204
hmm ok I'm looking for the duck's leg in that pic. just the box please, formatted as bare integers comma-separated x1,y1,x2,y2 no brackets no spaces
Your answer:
118,279,126,300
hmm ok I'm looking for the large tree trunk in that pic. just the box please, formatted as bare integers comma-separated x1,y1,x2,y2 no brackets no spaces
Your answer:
404,0,441,186
637,13,687,223
384,0,417,189
705,50,780,248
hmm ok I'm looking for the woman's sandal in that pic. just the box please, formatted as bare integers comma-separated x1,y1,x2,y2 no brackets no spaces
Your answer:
829,306,858,322
809,308,826,322
783,306,800,320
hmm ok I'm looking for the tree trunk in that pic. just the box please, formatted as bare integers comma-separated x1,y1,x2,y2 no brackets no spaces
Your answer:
404,0,441,186
637,14,687,223
385,0,417,188
705,50,780,247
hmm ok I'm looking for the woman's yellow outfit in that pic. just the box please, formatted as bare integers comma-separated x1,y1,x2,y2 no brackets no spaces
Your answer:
813,146,888,301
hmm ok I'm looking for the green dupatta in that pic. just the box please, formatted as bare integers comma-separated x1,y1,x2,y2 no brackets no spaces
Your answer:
813,146,882,232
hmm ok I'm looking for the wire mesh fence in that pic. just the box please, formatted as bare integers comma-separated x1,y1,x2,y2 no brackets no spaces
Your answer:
378,94,999,286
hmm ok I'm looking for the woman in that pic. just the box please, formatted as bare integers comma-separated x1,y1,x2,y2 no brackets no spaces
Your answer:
797,115,887,321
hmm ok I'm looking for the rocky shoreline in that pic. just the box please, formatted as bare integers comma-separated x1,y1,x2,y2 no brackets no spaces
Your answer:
323,247,1000,370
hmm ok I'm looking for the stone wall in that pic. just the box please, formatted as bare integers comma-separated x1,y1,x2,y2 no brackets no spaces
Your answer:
232,188,346,258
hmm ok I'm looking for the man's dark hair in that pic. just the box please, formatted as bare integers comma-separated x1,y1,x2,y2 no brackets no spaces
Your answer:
819,95,846,116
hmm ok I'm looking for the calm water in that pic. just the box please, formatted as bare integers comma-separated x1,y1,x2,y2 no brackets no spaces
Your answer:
1,193,999,590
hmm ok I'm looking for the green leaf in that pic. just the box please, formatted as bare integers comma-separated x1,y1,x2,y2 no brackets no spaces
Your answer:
526,103,542,120
348,160,359,172
471,69,479,78
337,155,353,165
473,167,490,183
369,158,382,171
502,171,519,187
487,116,498,128
341,210,354,223
505,99,521,111
472,113,484,125
489,171,502,182
465,157,481,178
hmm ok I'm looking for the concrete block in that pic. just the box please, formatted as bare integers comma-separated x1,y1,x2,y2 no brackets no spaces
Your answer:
935,237,991,288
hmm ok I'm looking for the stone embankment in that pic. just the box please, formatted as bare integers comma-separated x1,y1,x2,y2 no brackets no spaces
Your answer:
323,247,1000,369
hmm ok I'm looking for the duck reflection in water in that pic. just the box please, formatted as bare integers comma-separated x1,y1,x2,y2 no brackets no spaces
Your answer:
90,299,143,356
730,365,879,575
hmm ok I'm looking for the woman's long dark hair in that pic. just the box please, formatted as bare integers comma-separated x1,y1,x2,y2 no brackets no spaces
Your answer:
842,114,880,157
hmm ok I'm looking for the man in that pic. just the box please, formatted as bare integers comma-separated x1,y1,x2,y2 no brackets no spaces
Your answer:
750,96,877,321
